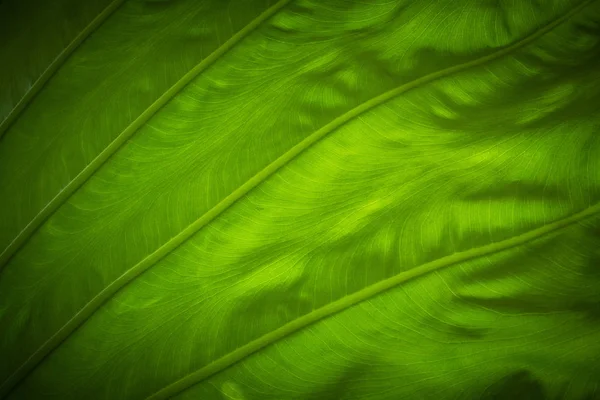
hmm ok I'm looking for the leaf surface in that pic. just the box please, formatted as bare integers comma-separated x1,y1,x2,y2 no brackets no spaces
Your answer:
1,0,600,399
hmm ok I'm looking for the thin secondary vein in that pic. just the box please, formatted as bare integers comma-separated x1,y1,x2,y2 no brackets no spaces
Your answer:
0,0,294,272
0,0,126,141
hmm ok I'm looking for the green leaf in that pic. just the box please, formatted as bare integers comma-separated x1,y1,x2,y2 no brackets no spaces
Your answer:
1,0,599,399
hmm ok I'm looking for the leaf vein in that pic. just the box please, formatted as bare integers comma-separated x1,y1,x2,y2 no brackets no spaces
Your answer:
0,0,294,396
0,0,126,140
0,0,293,271
148,203,600,400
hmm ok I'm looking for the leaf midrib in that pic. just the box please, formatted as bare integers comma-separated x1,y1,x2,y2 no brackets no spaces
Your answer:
1,0,597,398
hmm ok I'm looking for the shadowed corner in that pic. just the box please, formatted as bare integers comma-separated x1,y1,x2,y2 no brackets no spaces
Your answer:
480,370,545,400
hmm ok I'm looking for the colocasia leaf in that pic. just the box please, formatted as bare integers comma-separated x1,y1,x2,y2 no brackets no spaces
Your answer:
1,0,599,399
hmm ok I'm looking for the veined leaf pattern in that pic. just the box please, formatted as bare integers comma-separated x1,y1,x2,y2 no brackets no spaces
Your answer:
1,0,599,399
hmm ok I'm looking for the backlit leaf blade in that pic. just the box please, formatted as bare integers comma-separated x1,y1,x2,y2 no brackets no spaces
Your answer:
0,0,285,268
0,0,599,399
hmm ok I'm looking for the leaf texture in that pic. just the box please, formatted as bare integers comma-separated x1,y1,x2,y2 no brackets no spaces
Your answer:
0,0,126,139
1,0,600,399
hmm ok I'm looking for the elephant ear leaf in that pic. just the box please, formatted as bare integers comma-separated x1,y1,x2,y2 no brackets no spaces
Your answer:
1,0,600,400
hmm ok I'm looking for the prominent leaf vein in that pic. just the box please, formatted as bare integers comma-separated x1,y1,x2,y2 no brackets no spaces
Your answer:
0,0,126,141
0,0,294,272
147,203,600,400
0,0,293,397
